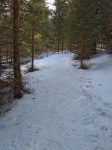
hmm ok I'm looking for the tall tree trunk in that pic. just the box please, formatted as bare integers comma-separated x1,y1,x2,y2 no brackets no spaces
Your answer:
0,3,2,77
92,40,97,54
31,12,35,72
61,41,64,53
61,34,64,52
57,0,60,53
0,46,1,77
80,50,83,69
57,30,60,53
13,0,23,98
0,13,1,77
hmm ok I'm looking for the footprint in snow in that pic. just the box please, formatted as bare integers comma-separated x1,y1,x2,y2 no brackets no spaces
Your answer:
95,107,112,119
98,83,102,86
100,125,108,131
85,81,92,88
108,134,112,142
81,81,92,93
94,146,103,150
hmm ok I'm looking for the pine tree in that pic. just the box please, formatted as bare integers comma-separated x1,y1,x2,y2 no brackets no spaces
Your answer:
20,0,51,69
53,0,68,52
67,0,99,68
13,0,23,98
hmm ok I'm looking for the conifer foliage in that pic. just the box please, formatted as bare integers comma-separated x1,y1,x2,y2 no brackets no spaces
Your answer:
66,0,112,68
0,0,112,102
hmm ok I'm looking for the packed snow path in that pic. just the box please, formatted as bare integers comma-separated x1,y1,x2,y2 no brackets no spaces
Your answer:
1,53,112,150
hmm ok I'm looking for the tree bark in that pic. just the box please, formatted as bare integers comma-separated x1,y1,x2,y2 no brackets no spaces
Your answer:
0,46,2,77
31,11,35,72
0,10,2,77
13,0,23,98
57,30,60,53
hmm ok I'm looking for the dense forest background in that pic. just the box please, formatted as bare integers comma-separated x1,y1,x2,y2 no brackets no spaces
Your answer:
0,0,112,100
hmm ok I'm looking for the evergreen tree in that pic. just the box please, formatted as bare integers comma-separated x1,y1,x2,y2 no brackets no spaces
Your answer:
13,0,23,98
53,0,68,52
20,0,51,68
67,0,98,68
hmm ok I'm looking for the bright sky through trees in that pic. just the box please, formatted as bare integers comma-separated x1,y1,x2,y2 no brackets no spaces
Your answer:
46,0,54,9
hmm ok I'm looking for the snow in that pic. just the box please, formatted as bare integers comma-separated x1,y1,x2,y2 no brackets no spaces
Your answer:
0,52,112,150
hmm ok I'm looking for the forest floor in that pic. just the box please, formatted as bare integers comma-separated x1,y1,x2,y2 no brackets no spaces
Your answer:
0,52,112,150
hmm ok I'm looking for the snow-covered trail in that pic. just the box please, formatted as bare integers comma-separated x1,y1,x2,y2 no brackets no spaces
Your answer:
0,53,112,150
